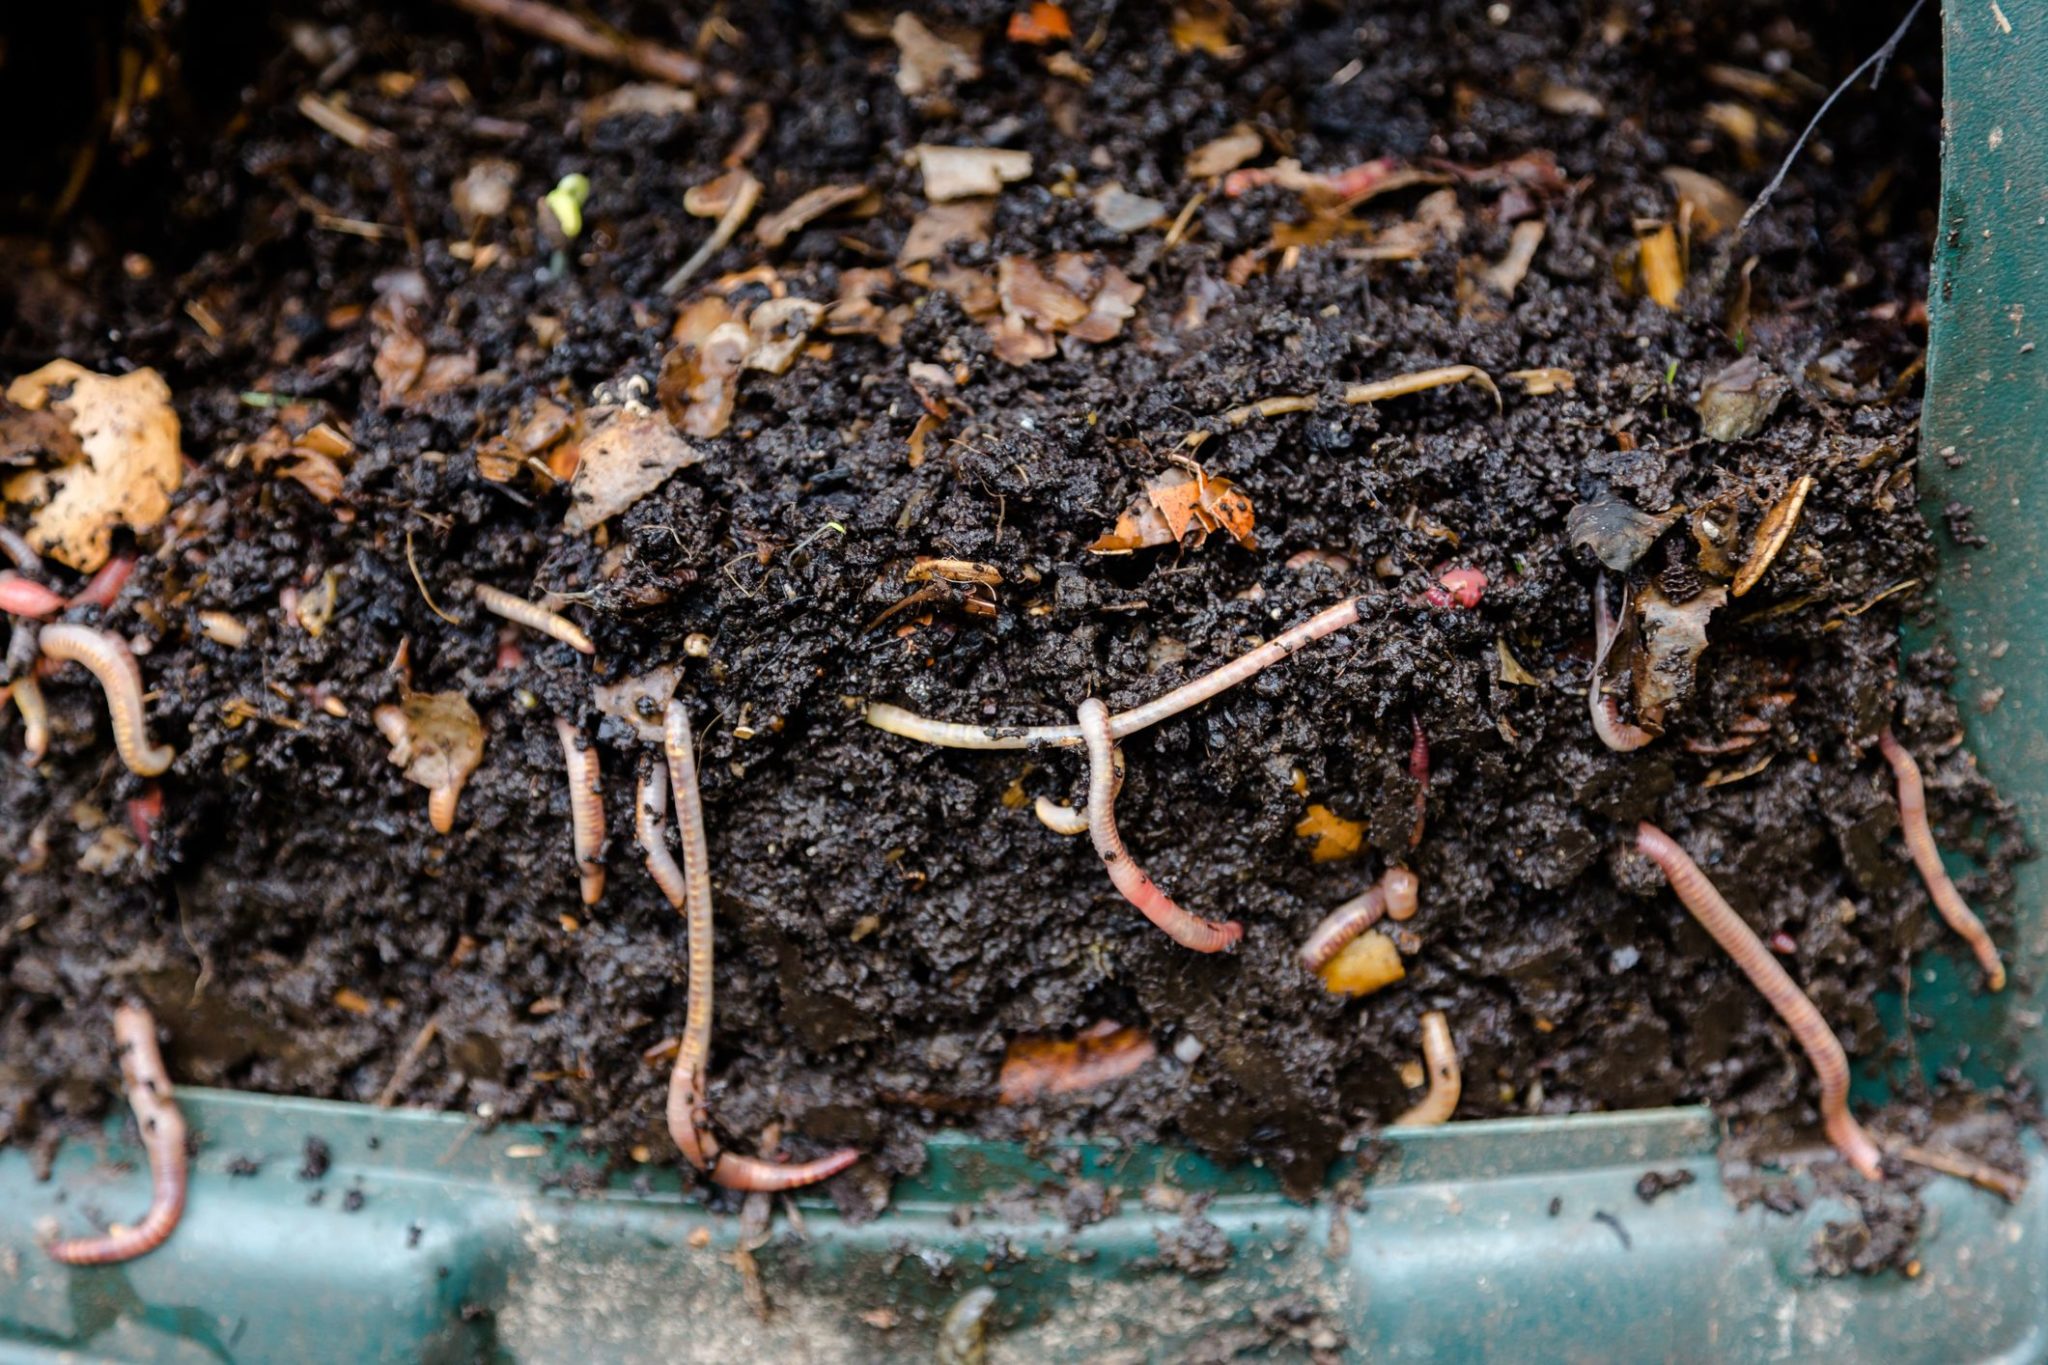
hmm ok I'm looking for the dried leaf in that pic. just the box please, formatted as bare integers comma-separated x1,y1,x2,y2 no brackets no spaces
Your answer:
1505,367,1575,395
655,320,750,440
892,13,982,97
742,297,825,374
998,257,1091,330
1632,583,1726,730
1695,355,1787,443
1497,637,1542,685
1567,495,1680,571
1092,183,1169,234
1007,3,1072,44
1186,126,1262,179
1481,219,1546,297
1319,931,1405,997
376,691,484,801
1343,365,1500,412
899,199,994,265
1637,222,1684,309
1661,167,1745,239
1295,803,1365,862
1538,84,1605,117
580,83,696,124
1733,475,1813,598
452,158,520,231
594,664,682,743
755,183,870,248
1170,0,1241,56
564,408,704,531
1087,466,1255,553
1,362,183,572
912,144,1033,202
998,1025,1157,1103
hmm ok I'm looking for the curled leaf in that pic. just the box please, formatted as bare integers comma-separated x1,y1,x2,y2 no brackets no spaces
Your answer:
1632,582,1726,731
1733,475,1813,598
1,361,184,572
1566,495,1680,571
1088,466,1255,554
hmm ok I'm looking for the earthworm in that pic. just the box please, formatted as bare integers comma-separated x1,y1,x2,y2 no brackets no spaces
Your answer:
1589,573,1654,752
555,718,606,905
38,624,175,776
1298,881,1390,972
474,583,595,655
1393,1011,1460,1126
664,699,860,1188
12,675,49,763
0,527,39,575
1877,729,2006,991
45,1004,188,1265
428,786,461,834
636,756,687,907
1408,716,1430,847
1035,744,1123,836
1635,821,1883,1180
867,596,1364,750
1078,698,1243,953
1299,867,1420,971
70,555,135,612
0,574,65,619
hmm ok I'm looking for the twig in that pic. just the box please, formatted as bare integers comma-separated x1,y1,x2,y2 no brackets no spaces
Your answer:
405,531,461,626
446,0,712,87
375,1011,445,1108
1734,0,1930,238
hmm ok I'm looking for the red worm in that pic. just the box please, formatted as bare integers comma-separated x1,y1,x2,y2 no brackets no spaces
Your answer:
1408,716,1430,847
636,757,686,907
1589,573,1654,752
0,574,66,620
1077,698,1243,953
38,624,175,776
1298,881,1389,972
45,1004,189,1265
554,718,606,905
1877,729,2006,991
663,699,860,1189
866,595,1365,750
1635,822,1883,1180
70,555,135,612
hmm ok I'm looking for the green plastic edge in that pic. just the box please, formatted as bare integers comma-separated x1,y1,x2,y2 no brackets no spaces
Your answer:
6,2,2048,1359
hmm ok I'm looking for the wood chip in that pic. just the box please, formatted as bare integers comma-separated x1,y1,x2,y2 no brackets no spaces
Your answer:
755,183,870,248
912,144,1033,202
1186,126,1262,178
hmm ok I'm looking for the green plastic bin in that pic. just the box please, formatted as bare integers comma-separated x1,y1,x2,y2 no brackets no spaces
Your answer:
5,5,2047,1360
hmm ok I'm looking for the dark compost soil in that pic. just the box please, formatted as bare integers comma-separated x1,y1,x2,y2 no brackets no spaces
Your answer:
0,0,2026,1216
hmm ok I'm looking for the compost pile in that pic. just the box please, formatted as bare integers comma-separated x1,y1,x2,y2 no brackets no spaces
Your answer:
0,0,2022,1211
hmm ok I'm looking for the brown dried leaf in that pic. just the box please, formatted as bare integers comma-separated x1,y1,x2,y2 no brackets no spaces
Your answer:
564,408,704,531
913,144,1033,202
1637,222,1684,309
655,321,750,441
593,664,682,743
998,1025,1157,1103
998,256,1091,330
1091,183,1169,234
899,199,994,264
1185,126,1262,179
1661,167,1746,239
1,362,184,572
742,297,825,374
755,183,871,248
580,83,695,125
1087,467,1255,553
452,158,520,232
376,691,484,797
1733,475,1813,597
1170,0,1241,57
893,13,982,96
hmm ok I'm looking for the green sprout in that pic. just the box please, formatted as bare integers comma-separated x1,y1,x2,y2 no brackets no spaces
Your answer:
543,174,592,240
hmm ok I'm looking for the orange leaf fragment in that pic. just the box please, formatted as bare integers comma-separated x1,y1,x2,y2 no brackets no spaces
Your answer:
998,1024,1157,1103
1295,803,1365,862
1008,2,1072,44
1087,466,1257,554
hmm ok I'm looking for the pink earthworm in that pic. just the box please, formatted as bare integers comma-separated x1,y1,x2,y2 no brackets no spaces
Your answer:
1393,1011,1461,1126
1298,867,1419,971
867,596,1366,750
1078,698,1243,953
70,555,135,612
474,583,595,655
636,756,687,907
1635,821,1883,1180
1589,573,1654,752
12,675,50,763
38,624,175,776
45,1004,188,1265
0,574,66,620
1877,729,2006,991
555,718,606,905
1035,743,1123,837
663,699,861,1189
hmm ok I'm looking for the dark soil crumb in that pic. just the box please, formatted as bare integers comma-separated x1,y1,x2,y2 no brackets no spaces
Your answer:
1152,1212,1234,1277
0,0,2025,1221
224,1154,264,1178
1810,1182,1927,1276
297,1135,331,1181
1592,1209,1632,1250
1634,1168,1698,1203
342,1187,367,1212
